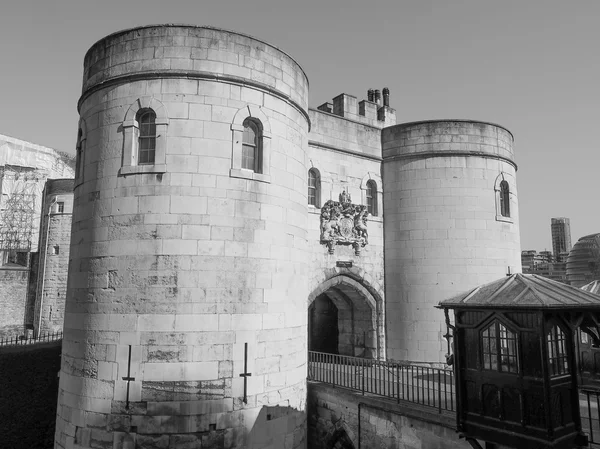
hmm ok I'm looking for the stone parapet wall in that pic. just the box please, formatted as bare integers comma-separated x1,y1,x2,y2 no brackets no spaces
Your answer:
81,25,309,114
382,119,514,162
308,382,470,449
309,108,385,161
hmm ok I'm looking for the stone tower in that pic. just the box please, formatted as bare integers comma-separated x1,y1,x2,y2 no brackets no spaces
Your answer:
381,120,521,363
55,25,310,449
34,178,74,336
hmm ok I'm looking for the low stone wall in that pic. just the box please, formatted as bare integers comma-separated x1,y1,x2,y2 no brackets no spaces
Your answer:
308,381,470,449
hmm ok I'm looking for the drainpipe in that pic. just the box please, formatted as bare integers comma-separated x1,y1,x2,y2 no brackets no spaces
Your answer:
36,195,57,338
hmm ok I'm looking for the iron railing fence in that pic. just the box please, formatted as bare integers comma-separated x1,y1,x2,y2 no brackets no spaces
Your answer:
581,388,600,446
308,351,455,413
0,330,63,347
308,353,600,446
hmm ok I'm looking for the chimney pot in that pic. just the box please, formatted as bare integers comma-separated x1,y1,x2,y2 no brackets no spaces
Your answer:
383,87,390,107
367,89,374,102
374,89,381,105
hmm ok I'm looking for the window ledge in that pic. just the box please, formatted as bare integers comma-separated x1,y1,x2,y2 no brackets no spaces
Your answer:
369,215,383,223
0,265,28,271
496,215,514,224
309,206,321,214
120,164,167,175
230,168,271,184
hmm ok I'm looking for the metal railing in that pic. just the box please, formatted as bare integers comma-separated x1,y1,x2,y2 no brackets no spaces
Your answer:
308,351,455,413
0,330,63,347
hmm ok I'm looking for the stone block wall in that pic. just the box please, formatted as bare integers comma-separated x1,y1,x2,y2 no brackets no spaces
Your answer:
306,108,389,360
56,25,310,449
34,179,74,335
0,268,28,337
382,120,522,363
308,382,471,449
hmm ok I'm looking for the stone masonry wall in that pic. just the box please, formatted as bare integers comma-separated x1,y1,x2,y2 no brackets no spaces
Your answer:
308,382,471,449
56,25,310,449
306,108,388,360
0,268,28,338
35,186,74,335
382,120,522,363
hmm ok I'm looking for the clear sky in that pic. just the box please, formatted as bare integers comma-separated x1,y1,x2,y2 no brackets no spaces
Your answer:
0,0,598,251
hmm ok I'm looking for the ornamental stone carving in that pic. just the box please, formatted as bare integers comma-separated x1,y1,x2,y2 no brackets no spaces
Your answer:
320,190,368,255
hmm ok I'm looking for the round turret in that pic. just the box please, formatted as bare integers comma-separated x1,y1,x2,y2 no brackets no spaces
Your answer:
55,25,310,449
381,120,521,363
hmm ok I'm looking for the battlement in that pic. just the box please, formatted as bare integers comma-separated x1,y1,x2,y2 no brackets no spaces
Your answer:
317,88,396,128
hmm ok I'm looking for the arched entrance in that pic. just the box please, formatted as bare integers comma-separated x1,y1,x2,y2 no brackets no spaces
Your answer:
309,295,339,354
308,275,383,359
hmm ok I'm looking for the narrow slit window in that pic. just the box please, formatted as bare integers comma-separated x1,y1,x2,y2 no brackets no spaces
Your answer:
75,128,83,180
366,180,377,216
500,180,510,217
308,169,320,207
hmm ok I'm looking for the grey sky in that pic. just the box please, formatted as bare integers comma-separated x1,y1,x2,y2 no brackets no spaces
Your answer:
1,0,598,251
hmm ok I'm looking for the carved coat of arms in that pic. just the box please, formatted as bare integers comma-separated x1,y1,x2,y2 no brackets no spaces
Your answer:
320,190,368,255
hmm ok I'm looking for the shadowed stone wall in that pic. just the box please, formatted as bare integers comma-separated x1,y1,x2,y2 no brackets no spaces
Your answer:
308,382,471,449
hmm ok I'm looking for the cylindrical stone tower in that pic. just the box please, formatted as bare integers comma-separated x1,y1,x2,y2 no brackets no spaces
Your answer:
382,120,521,363
55,25,310,449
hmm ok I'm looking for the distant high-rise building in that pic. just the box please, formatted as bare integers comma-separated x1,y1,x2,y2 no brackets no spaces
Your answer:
539,250,554,264
566,233,600,287
521,249,567,284
551,217,572,262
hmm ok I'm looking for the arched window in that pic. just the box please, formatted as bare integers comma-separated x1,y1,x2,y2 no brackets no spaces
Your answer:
548,324,569,376
366,180,377,216
122,97,169,175
137,109,157,165
499,180,510,217
481,321,518,373
308,168,320,207
230,105,272,183
242,118,262,172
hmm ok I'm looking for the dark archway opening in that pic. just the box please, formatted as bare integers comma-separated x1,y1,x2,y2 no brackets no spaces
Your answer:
308,278,380,359
309,294,339,354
